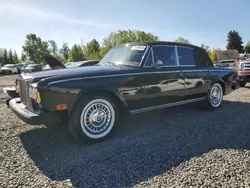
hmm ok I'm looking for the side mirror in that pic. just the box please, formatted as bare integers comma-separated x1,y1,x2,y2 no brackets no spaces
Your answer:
156,60,163,68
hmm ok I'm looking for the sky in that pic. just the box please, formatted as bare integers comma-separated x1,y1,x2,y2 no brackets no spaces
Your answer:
0,0,249,56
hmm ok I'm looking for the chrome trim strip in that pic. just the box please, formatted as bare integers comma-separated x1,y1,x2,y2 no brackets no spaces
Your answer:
47,68,230,86
175,45,180,66
47,70,183,85
143,47,153,67
182,70,206,73
130,97,206,115
138,44,150,67
151,47,155,66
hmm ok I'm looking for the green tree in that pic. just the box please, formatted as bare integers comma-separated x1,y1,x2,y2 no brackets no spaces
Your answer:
0,49,3,65
245,41,250,53
100,29,159,58
68,44,86,62
210,50,217,61
175,37,191,44
83,39,101,60
59,43,70,61
48,40,58,56
226,30,244,53
8,49,13,64
200,43,212,55
56,55,67,64
21,52,27,61
3,49,8,65
13,50,19,64
22,33,49,63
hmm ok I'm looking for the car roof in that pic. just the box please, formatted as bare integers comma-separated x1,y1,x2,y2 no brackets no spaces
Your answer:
112,41,199,49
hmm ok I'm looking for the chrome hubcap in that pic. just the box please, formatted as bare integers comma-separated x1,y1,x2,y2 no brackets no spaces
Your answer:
83,102,112,134
210,84,222,106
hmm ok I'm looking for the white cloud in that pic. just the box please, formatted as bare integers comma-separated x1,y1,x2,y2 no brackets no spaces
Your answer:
0,2,121,29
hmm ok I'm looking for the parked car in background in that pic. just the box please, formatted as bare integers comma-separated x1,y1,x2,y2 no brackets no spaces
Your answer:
0,64,18,74
213,59,237,68
65,62,73,67
17,61,34,74
232,57,250,87
65,60,100,68
8,41,240,143
3,53,66,106
42,64,51,71
22,64,43,73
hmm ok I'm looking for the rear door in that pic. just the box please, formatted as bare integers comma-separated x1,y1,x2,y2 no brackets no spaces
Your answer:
177,46,210,100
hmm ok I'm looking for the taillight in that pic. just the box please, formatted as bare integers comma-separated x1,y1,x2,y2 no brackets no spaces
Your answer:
233,61,244,71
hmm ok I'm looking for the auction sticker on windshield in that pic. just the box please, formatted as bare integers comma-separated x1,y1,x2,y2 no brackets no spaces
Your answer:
130,45,146,51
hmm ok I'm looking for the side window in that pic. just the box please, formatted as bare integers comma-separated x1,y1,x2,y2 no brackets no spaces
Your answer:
152,46,177,66
144,50,154,67
177,47,195,66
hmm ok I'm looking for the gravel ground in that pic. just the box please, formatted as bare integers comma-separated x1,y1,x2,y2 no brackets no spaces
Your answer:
1,75,250,187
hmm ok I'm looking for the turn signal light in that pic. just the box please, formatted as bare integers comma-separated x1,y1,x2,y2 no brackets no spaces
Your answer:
56,104,67,110
35,91,41,103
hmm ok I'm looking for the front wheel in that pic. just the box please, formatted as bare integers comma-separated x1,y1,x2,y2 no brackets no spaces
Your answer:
68,94,119,143
203,83,223,110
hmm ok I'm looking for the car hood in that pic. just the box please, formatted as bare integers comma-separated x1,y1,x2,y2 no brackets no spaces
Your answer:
20,64,131,81
41,52,66,69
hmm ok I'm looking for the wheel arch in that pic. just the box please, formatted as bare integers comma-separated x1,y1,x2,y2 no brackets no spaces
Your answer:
217,80,225,95
211,78,225,95
69,87,129,117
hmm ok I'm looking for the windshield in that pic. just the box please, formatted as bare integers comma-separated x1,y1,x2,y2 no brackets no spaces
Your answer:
99,45,147,66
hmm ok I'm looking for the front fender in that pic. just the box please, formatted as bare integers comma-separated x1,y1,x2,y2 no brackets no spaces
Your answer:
76,85,127,106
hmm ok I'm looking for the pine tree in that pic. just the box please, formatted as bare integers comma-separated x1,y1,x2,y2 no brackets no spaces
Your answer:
21,52,27,61
3,49,8,65
226,30,244,53
13,50,19,64
245,41,250,53
8,49,13,64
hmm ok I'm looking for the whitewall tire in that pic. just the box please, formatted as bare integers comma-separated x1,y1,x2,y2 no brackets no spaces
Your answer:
68,94,119,142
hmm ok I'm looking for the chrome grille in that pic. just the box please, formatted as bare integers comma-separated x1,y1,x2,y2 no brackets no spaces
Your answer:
18,77,32,105
243,62,250,70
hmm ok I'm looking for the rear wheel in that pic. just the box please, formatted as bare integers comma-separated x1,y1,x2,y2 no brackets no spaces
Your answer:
240,81,246,87
68,94,120,143
203,83,223,110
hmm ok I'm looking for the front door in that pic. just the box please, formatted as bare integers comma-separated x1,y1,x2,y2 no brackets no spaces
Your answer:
141,45,185,108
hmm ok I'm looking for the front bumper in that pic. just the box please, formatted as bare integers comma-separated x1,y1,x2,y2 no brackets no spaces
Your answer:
238,70,250,82
239,75,250,82
9,98,63,125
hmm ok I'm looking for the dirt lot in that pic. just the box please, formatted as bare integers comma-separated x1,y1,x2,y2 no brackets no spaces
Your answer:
1,75,250,187
0,74,18,86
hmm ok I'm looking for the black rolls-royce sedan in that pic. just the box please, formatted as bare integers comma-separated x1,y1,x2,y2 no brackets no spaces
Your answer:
9,41,240,142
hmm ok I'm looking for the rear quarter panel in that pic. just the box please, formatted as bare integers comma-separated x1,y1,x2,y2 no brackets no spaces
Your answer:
208,67,238,94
